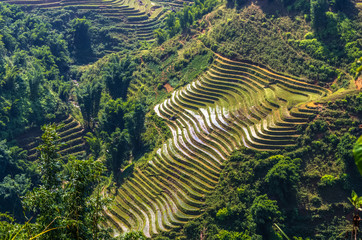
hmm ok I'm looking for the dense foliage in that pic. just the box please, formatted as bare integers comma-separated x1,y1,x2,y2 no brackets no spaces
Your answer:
202,3,361,87
0,124,113,239
0,0,361,239
156,92,362,239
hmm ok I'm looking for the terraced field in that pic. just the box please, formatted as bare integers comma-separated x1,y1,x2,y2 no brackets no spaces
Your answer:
17,115,87,160
103,56,330,237
0,0,171,41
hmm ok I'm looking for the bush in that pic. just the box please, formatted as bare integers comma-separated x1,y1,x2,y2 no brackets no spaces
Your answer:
310,195,322,207
216,230,252,240
216,207,230,221
250,195,282,235
319,174,337,187
265,155,301,203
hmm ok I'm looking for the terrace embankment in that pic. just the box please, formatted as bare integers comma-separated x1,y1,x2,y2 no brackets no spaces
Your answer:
103,55,329,238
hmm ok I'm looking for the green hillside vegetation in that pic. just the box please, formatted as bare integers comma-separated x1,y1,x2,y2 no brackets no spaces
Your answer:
102,54,330,237
1,0,173,42
0,0,361,239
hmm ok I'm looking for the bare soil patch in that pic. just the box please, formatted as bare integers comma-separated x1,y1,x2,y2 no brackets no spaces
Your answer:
164,83,174,93
355,77,362,90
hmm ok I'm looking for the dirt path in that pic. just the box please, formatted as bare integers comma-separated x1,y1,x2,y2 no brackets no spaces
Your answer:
356,77,362,90
164,83,174,92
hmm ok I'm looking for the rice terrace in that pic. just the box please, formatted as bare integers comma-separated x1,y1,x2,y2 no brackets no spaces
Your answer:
0,0,361,239
103,55,331,237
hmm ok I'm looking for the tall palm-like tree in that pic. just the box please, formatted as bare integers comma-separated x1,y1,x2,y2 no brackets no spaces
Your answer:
349,191,362,213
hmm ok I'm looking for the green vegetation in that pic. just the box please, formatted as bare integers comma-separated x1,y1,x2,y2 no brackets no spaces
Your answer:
0,0,361,239
155,93,361,239
1,124,112,239
354,135,362,175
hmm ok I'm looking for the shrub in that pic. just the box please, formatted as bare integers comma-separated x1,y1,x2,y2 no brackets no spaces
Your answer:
265,156,301,203
216,207,230,221
310,195,322,207
216,230,252,240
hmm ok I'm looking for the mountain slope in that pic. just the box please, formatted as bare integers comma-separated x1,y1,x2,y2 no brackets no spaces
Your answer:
103,54,329,237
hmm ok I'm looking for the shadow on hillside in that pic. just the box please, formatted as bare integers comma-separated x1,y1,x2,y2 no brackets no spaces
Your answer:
254,0,359,19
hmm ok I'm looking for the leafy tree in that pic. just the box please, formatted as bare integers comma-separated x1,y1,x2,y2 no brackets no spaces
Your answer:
84,132,103,159
100,98,126,134
310,0,328,32
103,54,136,100
154,29,168,45
216,207,230,221
226,0,235,8
61,156,108,239
179,6,194,32
0,140,12,180
71,18,93,62
250,195,282,237
235,0,246,9
77,81,102,128
28,63,44,100
125,101,146,154
107,128,131,175
23,124,111,239
216,230,252,240
264,155,301,203
353,135,362,175
183,220,202,240
0,140,31,181
36,123,64,189
348,190,362,212
165,12,180,37
0,174,31,218
119,231,146,240
329,0,350,12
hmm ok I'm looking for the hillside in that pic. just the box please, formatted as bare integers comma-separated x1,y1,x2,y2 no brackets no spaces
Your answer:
103,54,330,237
0,0,361,239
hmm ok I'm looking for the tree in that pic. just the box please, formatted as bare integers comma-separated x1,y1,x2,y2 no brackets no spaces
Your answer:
119,231,147,240
179,6,194,32
100,98,126,134
84,132,103,159
310,0,328,32
103,54,136,100
235,0,246,9
125,101,146,154
264,155,301,203
353,135,362,175
226,0,235,8
165,12,180,37
36,123,64,189
28,64,44,100
71,18,92,62
62,156,109,239
154,29,168,45
330,0,350,12
216,230,252,240
0,140,12,180
77,81,102,128
0,174,31,219
107,128,131,175
348,190,362,213
23,124,111,239
250,195,282,237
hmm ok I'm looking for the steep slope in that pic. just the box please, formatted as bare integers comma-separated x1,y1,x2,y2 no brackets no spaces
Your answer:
0,0,170,41
17,115,87,160
103,55,330,237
